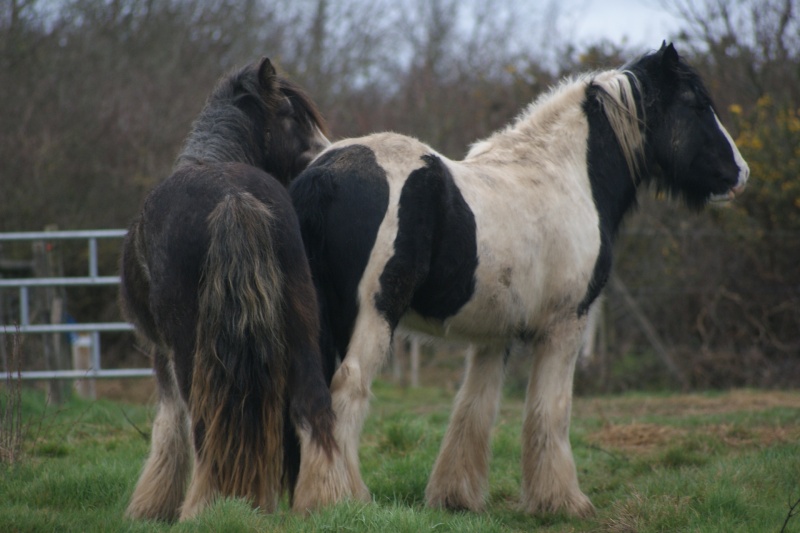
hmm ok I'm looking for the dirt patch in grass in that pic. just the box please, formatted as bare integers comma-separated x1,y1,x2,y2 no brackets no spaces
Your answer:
654,390,800,415
706,423,800,448
576,389,800,419
590,423,687,452
589,421,799,453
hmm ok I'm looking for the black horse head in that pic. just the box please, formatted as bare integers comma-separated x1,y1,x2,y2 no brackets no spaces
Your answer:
177,57,329,185
628,43,749,208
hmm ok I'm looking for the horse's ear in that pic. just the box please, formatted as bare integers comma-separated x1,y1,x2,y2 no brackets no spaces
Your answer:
662,43,679,67
660,42,679,72
258,57,277,88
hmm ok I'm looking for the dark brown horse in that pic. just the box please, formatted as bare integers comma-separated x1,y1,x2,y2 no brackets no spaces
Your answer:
120,58,345,522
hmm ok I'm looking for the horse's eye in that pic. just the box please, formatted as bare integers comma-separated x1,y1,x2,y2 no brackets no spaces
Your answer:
681,96,707,115
279,99,295,117
693,103,711,114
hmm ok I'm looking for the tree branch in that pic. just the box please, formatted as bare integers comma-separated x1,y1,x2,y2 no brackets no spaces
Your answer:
780,493,800,533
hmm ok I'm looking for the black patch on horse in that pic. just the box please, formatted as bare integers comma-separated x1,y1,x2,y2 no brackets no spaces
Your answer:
375,154,478,328
577,82,640,316
290,145,391,370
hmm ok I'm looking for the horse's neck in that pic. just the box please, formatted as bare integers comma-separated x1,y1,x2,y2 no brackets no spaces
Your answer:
465,80,590,166
464,109,587,179
176,133,260,169
175,107,262,169
466,75,641,237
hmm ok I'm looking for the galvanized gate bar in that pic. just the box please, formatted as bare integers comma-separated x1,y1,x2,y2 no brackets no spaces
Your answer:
0,229,128,240
0,229,152,380
5,323,134,333
6,369,155,380
0,277,121,287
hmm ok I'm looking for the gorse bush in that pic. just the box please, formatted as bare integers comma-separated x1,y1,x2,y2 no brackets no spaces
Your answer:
730,96,800,230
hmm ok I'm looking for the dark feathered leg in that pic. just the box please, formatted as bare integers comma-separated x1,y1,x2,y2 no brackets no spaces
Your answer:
126,349,191,522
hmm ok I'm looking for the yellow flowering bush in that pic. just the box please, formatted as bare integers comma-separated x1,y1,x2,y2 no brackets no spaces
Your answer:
728,96,800,230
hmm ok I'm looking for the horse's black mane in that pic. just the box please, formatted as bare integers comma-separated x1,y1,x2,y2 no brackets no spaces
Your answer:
175,61,326,169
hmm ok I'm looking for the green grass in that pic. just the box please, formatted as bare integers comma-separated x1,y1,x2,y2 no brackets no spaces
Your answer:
1,382,799,532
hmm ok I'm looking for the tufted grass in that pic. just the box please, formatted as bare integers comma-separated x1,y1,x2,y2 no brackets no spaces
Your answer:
1,382,799,532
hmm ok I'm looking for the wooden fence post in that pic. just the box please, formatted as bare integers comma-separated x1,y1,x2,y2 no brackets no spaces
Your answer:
72,334,96,399
409,335,420,388
33,225,71,404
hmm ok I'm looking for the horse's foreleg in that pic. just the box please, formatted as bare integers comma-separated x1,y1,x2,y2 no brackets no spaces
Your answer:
426,345,506,511
126,351,191,522
520,318,594,517
329,309,393,502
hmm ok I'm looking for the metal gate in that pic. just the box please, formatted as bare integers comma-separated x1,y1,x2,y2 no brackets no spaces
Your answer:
0,229,151,381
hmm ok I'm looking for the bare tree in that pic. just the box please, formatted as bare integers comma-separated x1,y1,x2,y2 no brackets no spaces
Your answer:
668,0,800,107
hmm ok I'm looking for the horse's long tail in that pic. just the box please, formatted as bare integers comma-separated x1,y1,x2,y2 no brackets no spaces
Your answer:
185,191,288,514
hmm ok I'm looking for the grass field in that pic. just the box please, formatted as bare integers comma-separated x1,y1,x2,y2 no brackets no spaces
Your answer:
1,381,799,532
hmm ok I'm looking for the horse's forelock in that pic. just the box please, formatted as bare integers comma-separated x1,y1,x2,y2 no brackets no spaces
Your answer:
626,47,717,113
209,62,277,114
278,78,329,137
676,60,718,113
590,71,645,181
226,65,327,135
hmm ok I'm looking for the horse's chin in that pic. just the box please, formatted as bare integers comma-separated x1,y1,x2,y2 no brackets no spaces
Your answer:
709,191,734,204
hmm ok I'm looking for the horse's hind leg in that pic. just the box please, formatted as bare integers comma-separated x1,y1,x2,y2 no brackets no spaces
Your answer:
426,344,506,511
520,316,594,517
284,277,349,512
291,376,350,512
180,443,218,520
126,349,191,522
328,307,394,502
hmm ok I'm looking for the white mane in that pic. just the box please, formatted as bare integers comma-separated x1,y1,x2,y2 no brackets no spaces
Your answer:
591,69,645,179
466,69,645,179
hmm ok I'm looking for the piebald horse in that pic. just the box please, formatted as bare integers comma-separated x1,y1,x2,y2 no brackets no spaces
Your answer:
289,43,748,516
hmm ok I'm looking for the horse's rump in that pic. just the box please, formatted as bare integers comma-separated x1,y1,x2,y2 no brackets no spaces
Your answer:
291,145,394,369
119,216,161,345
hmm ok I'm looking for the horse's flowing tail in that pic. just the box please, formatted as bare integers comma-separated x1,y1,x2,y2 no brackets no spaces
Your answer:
182,191,288,517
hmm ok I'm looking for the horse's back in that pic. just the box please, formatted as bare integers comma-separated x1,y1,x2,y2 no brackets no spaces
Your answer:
143,162,296,269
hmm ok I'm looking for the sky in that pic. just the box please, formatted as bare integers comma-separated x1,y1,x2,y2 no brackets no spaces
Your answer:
566,0,684,47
